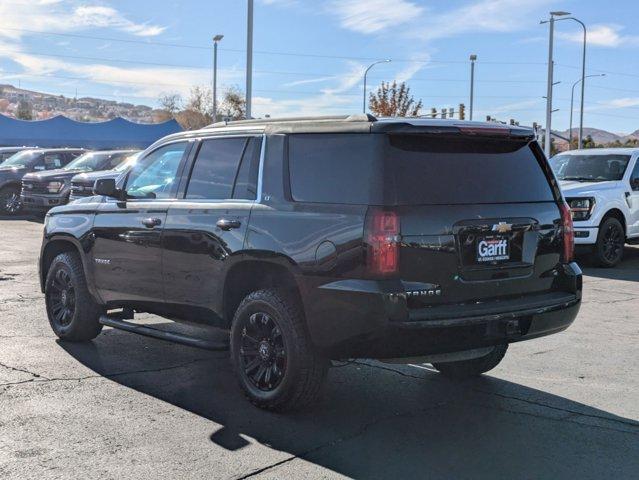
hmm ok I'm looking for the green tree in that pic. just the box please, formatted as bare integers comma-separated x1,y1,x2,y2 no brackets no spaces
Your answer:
368,81,422,117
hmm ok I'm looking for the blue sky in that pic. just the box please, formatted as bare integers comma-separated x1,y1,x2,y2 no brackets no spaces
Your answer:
1,0,638,133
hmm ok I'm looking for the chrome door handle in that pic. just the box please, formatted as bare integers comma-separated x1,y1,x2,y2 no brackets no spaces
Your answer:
142,217,162,228
216,218,241,230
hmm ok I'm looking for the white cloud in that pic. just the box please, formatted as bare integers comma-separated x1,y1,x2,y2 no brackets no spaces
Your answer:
558,24,639,48
597,98,639,109
327,0,423,34
283,76,337,87
0,1,166,39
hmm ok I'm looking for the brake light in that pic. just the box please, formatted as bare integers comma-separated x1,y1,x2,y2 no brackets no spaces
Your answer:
365,208,399,275
456,125,510,136
559,201,574,262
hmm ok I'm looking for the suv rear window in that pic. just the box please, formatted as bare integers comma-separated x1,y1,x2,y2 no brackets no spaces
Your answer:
288,134,554,205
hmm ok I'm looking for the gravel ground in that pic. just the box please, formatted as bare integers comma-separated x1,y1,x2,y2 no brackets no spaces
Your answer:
0,217,637,480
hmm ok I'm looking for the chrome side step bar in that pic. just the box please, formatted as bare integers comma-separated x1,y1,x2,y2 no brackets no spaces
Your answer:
99,315,229,351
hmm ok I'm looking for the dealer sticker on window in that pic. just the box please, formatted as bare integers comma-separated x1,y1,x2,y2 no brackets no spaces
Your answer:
476,236,510,263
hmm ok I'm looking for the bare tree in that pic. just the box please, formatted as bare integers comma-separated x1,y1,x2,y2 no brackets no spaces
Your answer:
368,81,423,117
219,86,246,121
187,86,213,117
158,92,183,116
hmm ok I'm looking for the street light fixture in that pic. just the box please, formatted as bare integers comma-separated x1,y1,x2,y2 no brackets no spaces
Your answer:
363,59,391,114
469,54,477,121
212,34,224,122
570,73,605,147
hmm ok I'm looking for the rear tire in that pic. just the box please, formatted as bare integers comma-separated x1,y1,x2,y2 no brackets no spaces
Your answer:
0,185,22,215
230,289,328,412
593,217,625,268
432,344,508,378
45,252,103,341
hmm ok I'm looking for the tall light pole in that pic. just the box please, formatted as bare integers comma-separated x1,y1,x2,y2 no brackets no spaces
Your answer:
469,54,477,121
246,0,254,119
570,73,605,147
212,34,224,122
559,17,587,148
363,59,391,114
542,11,569,158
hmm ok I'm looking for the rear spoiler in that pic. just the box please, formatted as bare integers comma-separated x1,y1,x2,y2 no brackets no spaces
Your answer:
372,122,535,140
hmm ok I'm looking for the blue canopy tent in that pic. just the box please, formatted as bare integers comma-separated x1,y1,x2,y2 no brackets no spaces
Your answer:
0,114,182,149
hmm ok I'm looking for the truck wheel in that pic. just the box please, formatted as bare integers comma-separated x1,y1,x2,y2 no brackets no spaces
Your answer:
230,289,328,411
45,252,103,341
593,217,625,267
432,344,508,378
0,185,22,215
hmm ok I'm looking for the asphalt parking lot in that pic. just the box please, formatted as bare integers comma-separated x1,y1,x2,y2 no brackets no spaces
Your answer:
0,217,637,480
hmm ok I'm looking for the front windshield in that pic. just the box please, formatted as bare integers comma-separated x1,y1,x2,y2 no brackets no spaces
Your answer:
0,150,40,168
114,152,142,172
62,152,109,172
550,154,631,182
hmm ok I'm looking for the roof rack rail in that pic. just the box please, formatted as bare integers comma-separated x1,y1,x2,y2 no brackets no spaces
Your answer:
205,113,377,129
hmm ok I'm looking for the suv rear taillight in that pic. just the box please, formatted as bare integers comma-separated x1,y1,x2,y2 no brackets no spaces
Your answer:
559,201,574,262
365,208,399,276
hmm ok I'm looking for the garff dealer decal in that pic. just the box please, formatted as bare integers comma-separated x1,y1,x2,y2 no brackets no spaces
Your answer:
477,236,509,262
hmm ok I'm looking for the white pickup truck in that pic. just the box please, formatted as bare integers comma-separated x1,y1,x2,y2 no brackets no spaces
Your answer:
550,148,639,267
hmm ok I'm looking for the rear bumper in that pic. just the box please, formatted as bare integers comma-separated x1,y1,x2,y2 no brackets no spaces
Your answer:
304,262,582,359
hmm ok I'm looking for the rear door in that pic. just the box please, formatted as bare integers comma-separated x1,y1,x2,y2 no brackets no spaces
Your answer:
90,141,190,304
384,134,564,307
161,135,262,320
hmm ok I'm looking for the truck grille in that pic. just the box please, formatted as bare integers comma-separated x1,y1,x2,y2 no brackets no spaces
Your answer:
21,180,49,194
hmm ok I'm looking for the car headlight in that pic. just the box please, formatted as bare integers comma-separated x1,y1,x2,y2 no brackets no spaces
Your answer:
47,181,64,193
567,197,595,221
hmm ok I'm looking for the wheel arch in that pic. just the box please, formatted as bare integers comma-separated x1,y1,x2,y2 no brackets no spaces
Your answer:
600,208,627,237
223,255,303,328
40,235,97,300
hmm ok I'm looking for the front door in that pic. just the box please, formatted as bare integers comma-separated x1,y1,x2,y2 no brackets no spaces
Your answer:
162,135,262,322
90,141,190,305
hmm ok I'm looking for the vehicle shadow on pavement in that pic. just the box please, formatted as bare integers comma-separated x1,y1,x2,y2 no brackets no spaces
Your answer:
58,330,639,480
0,214,44,224
580,245,639,282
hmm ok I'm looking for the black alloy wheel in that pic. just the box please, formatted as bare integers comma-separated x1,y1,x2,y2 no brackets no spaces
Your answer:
47,268,76,327
0,187,22,215
239,312,287,392
601,222,623,264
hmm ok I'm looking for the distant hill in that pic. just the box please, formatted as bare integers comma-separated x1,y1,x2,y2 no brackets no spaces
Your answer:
0,84,166,124
552,127,639,151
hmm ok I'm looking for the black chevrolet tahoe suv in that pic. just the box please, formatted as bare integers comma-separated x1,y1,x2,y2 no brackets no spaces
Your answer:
39,115,582,411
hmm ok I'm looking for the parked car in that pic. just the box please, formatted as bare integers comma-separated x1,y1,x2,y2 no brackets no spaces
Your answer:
69,152,141,201
0,146,37,163
0,148,85,215
22,150,137,212
550,148,639,267
39,115,582,411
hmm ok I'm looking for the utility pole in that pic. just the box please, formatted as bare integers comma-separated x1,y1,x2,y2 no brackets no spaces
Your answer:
246,0,253,119
212,34,224,122
542,11,570,157
469,54,477,121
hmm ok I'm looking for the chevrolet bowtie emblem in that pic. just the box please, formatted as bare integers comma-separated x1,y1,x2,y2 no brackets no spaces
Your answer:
492,222,513,233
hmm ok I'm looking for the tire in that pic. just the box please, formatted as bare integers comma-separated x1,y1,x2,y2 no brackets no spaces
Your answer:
230,289,328,412
432,344,508,379
593,217,625,268
45,252,103,342
0,185,22,215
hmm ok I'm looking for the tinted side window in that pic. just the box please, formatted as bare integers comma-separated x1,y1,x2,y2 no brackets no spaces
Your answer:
288,134,381,204
186,138,247,199
126,143,187,199
233,137,261,200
